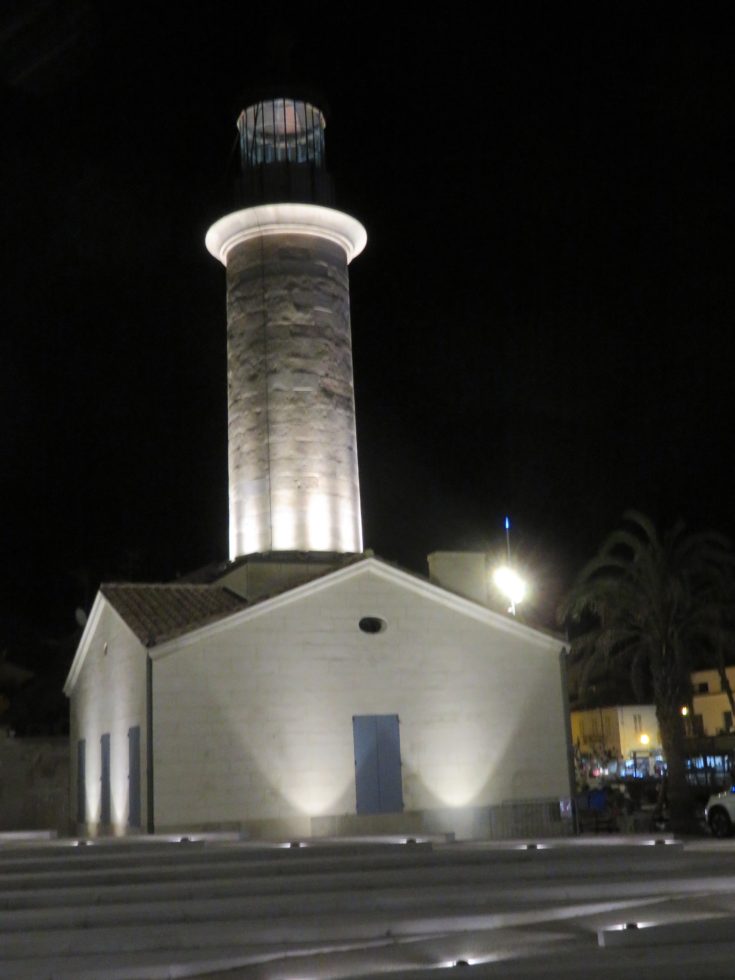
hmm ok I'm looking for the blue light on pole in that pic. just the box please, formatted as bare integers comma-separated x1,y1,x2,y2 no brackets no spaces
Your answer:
494,515,526,615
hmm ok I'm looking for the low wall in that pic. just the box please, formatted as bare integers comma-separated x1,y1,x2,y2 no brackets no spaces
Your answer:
0,733,69,834
157,799,574,842
313,800,573,841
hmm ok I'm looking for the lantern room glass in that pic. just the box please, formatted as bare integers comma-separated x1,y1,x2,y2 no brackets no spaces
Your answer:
237,98,326,169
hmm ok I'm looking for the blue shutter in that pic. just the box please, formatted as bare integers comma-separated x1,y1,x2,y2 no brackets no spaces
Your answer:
128,726,141,828
100,733,111,826
353,715,381,814
77,739,86,824
375,714,403,813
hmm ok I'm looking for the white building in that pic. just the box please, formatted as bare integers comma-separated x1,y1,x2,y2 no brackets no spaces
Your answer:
571,705,662,762
64,93,573,839
689,668,735,736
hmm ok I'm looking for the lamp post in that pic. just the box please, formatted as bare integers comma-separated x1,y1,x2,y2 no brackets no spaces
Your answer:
493,565,526,616
492,516,526,616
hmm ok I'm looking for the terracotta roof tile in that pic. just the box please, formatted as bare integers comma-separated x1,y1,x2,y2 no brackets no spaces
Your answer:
100,584,246,646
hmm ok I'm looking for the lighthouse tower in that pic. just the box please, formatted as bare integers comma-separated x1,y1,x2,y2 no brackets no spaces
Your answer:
206,95,366,560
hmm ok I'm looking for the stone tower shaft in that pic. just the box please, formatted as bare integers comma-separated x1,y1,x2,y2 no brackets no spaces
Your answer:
206,97,366,560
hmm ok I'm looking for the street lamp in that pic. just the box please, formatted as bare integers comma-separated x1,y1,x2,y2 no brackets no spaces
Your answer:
493,565,526,616
492,515,527,616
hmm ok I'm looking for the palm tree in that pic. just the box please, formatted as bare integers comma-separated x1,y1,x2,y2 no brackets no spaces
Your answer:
559,510,735,833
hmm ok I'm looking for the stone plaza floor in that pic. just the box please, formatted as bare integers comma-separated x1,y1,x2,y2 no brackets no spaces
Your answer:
3,832,735,978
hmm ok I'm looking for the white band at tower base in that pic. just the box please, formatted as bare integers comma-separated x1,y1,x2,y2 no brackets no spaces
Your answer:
206,203,367,266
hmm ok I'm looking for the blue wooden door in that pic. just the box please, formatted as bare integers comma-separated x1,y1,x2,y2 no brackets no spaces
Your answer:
352,714,403,814
100,733,111,826
128,726,141,828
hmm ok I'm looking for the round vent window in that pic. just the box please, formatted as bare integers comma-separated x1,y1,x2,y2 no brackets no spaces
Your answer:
359,616,386,634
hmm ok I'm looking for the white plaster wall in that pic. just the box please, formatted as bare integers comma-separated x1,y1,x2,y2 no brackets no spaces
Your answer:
427,552,491,606
692,668,735,735
616,705,661,756
152,568,569,831
698,694,733,736
68,600,148,835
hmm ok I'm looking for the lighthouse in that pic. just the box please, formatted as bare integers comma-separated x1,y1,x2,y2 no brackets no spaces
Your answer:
66,92,573,848
206,95,366,560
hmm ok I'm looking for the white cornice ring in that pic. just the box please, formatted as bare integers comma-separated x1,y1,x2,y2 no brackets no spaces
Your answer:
205,203,367,266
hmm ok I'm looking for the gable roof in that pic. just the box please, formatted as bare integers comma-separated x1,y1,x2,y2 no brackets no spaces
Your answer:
65,556,563,693
152,556,564,659
64,583,248,695
99,584,247,647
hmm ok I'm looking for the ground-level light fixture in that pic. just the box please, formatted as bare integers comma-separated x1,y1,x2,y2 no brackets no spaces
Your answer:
681,705,689,716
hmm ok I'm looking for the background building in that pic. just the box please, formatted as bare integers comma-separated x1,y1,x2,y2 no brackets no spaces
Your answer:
571,704,662,777
689,668,735,737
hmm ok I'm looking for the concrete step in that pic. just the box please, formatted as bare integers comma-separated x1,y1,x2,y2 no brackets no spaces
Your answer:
0,836,731,980
0,838,703,893
3,859,735,935
0,893,655,961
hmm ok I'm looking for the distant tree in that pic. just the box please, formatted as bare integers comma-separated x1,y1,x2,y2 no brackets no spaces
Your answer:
559,511,735,833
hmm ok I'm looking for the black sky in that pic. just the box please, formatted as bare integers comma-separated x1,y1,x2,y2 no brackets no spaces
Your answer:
2,3,735,645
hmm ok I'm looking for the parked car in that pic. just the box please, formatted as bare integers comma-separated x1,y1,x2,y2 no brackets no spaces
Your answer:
705,787,735,837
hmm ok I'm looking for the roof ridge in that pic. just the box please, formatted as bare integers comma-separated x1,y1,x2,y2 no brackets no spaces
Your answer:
101,582,223,591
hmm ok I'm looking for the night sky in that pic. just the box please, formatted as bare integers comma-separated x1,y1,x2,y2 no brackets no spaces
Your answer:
2,4,735,657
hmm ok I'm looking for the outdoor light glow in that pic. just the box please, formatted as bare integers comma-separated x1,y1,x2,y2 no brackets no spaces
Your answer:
306,493,331,551
418,727,509,806
609,920,655,931
493,566,526,607
206,203,367,266
681,706,689,716
232,485,362,557
274,764,352,816
270,487,297,550
231,491,267,558
640,733,650,746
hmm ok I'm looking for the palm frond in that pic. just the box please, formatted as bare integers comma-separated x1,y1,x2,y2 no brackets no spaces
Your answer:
621,509,660,548
561,510,735,746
